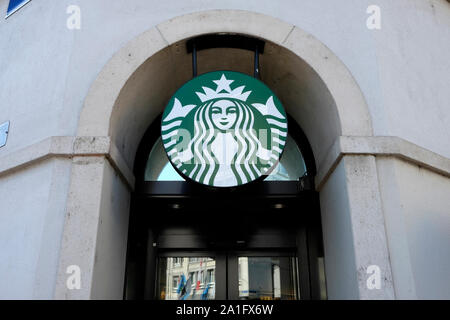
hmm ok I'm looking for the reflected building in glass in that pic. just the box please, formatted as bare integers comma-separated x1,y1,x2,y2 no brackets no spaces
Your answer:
157,256,300,300
238,257,298,300
158,257,216,300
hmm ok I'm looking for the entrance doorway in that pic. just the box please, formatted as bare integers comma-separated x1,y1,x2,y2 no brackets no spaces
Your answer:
124,114,327,300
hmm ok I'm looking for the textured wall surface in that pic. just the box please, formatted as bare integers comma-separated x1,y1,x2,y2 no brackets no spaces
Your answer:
377,157,450,299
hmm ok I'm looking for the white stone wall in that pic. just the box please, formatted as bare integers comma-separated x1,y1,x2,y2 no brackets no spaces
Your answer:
377,157,450,299
0,158,71,299
0,0,449,299
1,0,449,157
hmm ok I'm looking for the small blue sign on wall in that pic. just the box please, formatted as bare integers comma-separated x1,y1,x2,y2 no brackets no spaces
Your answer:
6,0,31,18
0,121,10,148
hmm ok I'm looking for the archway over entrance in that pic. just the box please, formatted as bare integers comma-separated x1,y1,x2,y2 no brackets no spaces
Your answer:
55,10,394,300
77,10,373,171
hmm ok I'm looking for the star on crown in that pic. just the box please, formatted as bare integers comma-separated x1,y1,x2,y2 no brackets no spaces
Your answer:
196,74,252,102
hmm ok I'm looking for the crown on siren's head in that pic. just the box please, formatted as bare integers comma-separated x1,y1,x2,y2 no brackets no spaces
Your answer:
195,74,252,103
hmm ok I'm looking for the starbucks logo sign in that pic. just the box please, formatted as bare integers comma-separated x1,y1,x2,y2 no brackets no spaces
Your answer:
161,71,288,187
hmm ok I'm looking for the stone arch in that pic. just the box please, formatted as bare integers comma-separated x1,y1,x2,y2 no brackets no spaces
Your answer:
56,10,394,300
77,9,373,173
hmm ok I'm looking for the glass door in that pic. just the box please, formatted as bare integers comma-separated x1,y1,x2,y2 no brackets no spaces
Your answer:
233,255,299,300
155,252,228,300
156,255,219,300
155,251,300,300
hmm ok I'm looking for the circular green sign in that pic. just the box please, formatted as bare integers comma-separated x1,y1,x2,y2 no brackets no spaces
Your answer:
161,71,288,187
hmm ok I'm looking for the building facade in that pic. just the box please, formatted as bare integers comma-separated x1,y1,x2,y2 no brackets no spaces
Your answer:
0,0,449,300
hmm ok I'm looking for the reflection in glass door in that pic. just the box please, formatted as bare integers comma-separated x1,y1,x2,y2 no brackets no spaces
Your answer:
157,257,216,300
156,254,299,300
238,257,298,300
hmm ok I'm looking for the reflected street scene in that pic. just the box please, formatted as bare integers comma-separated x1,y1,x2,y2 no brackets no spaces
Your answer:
157,257,216,300
157,256,300,300
238,257,299,300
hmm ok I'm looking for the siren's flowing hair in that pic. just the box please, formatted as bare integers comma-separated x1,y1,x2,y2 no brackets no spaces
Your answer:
186,99,261,185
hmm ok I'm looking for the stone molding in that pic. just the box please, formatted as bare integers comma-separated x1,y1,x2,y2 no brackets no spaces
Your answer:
1,135,449,191
0,136,135,190
316,136,450,190
78,9,373,139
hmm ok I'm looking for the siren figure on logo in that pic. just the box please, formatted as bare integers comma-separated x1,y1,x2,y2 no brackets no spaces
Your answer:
161,72,288,187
